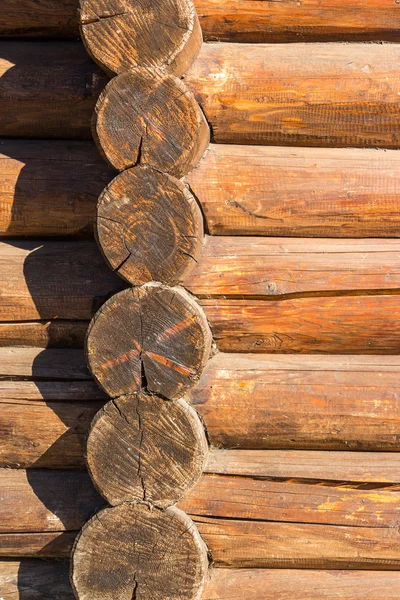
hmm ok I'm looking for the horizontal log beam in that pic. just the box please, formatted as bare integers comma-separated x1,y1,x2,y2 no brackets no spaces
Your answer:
3,141,400,238
2,42,400,148
2,350,400,453
3,562,400,600
3,469,400,569
2,0,400,43
1,240,400,353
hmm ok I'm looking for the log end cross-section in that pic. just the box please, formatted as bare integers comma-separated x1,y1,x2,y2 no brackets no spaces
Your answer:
71,503,208,600
87,393,208,506
79,0,203,76
96,166,204,285
86,284,212,399
93,67,210,177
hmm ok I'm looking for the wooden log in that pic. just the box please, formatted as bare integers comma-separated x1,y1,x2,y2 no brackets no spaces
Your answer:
0,321,89,348
0,240,122,322
87,285,212,399
71,504,208,600
80,0,202,76
2,0,400,43
94,67,209,176
4,142,400,239
4,469,400,569
87,394,207,506
3,350,400,452
0,42,107,139
201,294,400,354
185,42,400,149
3,562,400,600
0,140,114,237
97,166,203,285
186,145,400,238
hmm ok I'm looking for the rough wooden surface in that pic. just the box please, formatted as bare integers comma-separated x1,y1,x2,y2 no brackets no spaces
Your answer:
3,563,400,600
186,238,400,298
186,42,400,149
4,142,400,239
71,504,208,600
201,294,400,354
0,42,107,139
87,394,207,506
187,145,400,237
0,140,114,237
0,240,122,322
0,321,89,348
97,166,203,285
94,67,209,176
3,0,400,43
80,0,202,76
87,285,212,399
0,348,91,379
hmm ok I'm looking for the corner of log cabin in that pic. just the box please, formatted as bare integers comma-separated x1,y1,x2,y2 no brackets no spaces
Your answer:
2,1,400,599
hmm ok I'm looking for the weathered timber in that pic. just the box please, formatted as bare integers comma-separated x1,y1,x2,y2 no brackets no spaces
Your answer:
2,0,400,43
0,42,107,139
4,470,400,569
80,0,202,76
0,321,89,348
87,285,212,399
0,140,114,236
97,167,203,285
3,563,400,600
201,295,400,354
3,142,400,238
94,67,209,175
3,43,400,147
71,504,208,600
186,145,400,237
0,348,91,379
185,42,400,149
0,240,122,322
87,394,207,506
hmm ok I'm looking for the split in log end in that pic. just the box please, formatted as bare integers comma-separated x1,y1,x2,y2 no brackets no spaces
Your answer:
87,393,208,507
93,67,210,177
96,166,204,286
71,503,208,600
79,0,203,77
86,284,212,400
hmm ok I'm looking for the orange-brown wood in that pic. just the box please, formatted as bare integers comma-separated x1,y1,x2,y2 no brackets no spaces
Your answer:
186,43,400,149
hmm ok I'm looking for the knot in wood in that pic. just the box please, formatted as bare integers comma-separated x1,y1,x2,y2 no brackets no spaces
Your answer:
96,166,203,285
86,284,212,399
87,393,208,506
79,0,202,76
93,67,210,177
71,504,208,600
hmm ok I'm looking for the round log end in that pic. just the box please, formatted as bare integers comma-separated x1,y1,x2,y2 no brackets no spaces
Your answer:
79,0,202,77
87,393,208,506
96,166,203,286
71,503,208,600
86,284,212,400
93,67,210,177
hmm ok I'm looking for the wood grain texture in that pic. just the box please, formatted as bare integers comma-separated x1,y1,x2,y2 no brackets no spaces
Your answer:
2,0,400,43
87,394,207,506
0,42,107,139
0,348,92,379
0,139,114,236
186,42,400,149
71,504,208,600
185,237,400,298
0,240,122,322
187,145,400,237
97,166,203,285
94,67,209,176
80,0,202,76
0,321,89,348
3,142,400,238
200,294,400,354
3,563,400,600
87,285,212,399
